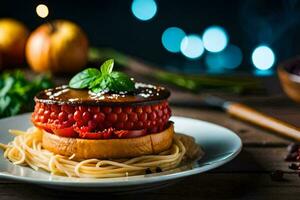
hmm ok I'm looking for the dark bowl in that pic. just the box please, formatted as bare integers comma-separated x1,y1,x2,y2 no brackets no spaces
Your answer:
278,56,300,104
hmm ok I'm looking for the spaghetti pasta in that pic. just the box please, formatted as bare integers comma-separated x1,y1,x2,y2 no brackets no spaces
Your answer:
0,128,201,178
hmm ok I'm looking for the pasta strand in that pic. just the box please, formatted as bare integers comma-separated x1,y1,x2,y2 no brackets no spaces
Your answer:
0,127,199,178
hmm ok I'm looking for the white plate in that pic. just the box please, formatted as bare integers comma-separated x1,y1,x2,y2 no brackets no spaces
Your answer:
0,113,242,192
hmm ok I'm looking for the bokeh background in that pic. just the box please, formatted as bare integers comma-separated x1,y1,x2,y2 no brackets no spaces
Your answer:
1,0,300,75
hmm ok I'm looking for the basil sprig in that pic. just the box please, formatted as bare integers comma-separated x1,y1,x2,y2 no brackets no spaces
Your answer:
69,59,135,93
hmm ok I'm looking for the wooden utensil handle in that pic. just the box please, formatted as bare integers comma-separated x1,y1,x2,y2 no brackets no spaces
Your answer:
226,102,300,141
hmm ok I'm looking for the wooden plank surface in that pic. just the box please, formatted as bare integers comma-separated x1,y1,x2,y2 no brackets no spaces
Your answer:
0,173,299,200
214,147,289,172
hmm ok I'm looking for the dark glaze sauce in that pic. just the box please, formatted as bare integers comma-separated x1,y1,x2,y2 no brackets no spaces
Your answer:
35,83,170,106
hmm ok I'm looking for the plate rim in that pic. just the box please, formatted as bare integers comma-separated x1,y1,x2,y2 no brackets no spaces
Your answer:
0,114,242,187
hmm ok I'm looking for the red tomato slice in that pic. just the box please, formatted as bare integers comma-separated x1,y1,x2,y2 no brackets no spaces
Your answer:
32,122,53,133
114,129,147,138
125,129,147,138
53,127,78,138
43,127,54,133
79,132,103,139
76,127,114,139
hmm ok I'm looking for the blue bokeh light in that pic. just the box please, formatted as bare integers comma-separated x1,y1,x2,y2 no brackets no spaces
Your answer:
251,45,275,70
161,27,186,53
203,26,228,52
180,34,204,59
254,69,273,76
205,45,243,72
131,0,157,21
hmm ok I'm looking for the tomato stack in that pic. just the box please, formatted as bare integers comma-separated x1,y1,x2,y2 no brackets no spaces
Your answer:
32,85,172,139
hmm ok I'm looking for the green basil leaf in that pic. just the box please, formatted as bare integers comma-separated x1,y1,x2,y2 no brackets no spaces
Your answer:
69,68,100,89
100,59,114,75
91,86,105,93
90,76,110,92
89,75,104,89
0,77,14,97
0,70,53,118
0,96,11,113
109,72,135,92
69,59,135,94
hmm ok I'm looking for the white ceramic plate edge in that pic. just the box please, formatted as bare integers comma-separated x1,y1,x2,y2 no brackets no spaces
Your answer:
0,114,242,187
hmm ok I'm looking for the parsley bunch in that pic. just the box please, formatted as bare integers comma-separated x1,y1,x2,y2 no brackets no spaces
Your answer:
69,59,135,93
0,71,53,118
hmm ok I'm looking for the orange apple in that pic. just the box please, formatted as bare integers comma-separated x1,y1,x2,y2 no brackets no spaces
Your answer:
26,20,88,73
0,18,29,68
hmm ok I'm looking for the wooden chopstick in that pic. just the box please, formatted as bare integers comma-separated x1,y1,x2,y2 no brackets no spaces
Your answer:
226,102,300,141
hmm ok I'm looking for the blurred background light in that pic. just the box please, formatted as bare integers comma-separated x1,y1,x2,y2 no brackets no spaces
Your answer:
251,45,275,70
161,27,186,53
205,44,243,72
36,4,49,18
254,69,273,76
203,26,228,52
131,0,157,21
180,34,204,59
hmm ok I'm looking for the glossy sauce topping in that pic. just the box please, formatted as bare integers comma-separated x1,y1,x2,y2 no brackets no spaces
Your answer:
35,83,170,106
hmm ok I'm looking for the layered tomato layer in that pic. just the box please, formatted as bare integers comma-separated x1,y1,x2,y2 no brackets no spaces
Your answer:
32,101,171,139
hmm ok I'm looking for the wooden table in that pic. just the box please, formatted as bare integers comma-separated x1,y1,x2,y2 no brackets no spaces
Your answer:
1,76,300,199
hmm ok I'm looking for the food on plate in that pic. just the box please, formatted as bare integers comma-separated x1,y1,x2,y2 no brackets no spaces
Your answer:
0,18,29,68
26,20,88,73
0,59,203,178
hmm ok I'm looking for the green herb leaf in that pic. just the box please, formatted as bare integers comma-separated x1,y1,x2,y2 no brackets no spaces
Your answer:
69,68,100,89
0,70,53,118
69,59,135,94
0,96,11,113
0,77,14,97
109,72,135,92
100,59,114,75
90,77,109,92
